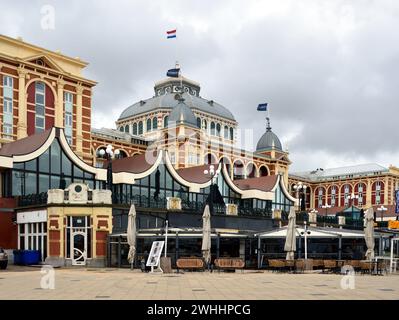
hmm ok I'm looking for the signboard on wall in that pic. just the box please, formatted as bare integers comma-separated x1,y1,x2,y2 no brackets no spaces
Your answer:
17,210,47,224
395,190,399,214
146,241,165,267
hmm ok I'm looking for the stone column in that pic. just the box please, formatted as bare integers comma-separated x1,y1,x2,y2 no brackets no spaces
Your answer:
55,79,65,128
76,85,84,154
17,68,28,139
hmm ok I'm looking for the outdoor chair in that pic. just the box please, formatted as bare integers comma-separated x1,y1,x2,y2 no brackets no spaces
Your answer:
359,261,372,274
294,259,305,273
268,259,286,272
347,260,361,272
323,260,337,273
214,258,245,272
312,259,324,270
284,259,295,272
176,257,205,272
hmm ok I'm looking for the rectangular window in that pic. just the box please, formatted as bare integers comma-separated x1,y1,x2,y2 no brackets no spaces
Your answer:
3,75,13,88
3,77,13,139
64,92,73,144
3,97,12,113
35,82,45,133
3,123,12,139
170,152,176,164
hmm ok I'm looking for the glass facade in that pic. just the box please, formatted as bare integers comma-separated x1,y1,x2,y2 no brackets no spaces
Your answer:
1,139,102,198
112,163,293,216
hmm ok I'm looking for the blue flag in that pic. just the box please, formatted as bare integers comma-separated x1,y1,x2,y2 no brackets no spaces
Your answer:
257,103,268,111
167,68,180,78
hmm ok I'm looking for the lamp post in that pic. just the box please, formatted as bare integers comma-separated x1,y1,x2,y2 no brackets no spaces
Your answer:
377,205,387,224
98,144,120,190
293,182,307,212
347,192,359,220
300,221,311,260
321,203,332,216
204,164,220,212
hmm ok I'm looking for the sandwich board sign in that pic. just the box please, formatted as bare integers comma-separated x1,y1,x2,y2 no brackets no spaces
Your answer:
146,241,164,271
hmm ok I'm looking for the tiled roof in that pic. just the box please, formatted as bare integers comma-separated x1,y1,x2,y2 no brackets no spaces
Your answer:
108,151,158,174
0,128,52,157
290,163,388,181
176,165,212,184
233,175,278,192
92,127,146,142
118,92,235,121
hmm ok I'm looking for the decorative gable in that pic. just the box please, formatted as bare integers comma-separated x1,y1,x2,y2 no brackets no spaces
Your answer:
23,54,64,72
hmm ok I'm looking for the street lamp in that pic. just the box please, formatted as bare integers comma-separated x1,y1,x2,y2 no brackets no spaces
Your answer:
98,144,120,190
347,192,359,220
377,205,388,223
300,221,311,260
321,203,332,216
204,164,220,213
293,182,307,211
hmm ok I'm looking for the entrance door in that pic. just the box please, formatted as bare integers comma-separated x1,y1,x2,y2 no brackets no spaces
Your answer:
72,231,87,265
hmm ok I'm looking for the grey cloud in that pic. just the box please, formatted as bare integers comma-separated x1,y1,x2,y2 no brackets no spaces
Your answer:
1,0,398,171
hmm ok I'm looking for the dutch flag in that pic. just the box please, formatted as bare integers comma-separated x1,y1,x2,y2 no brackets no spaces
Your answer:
167,29,177,39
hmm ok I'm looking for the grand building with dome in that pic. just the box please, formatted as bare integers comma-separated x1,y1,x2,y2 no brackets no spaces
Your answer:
0,34,398,268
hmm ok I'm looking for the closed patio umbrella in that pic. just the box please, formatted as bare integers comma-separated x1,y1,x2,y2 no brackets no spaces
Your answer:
127,204,137,269
201,204,211,266
364,207,375,260
284,207,296,260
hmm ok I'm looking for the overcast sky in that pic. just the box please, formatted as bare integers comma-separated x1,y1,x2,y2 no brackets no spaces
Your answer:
1,0,399,171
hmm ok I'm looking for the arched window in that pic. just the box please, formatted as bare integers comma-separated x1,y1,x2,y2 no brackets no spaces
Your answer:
210,122,216,135
163,116,169,128
146,118,152,132
138,121,143,135
330,186,337,207
224,125,229,139
119,126,124,132
152,117,158,130
124,125,129,133
132,123,138,135
216,123,221,136
197,117,201,128
259,166,268,177
229,127,234,140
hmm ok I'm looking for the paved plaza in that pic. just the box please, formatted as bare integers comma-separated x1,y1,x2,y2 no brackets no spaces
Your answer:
0,265,398,300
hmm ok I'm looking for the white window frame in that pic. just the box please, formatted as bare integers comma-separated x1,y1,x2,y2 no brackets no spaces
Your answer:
3,75,13,88
18,222,47,261
35,82,46,132
3,97,12,114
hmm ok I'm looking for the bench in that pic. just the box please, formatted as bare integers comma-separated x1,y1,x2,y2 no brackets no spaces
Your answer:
215,258,245,271
176,258,205,271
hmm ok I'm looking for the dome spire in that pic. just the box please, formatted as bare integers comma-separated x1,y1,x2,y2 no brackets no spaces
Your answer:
266,117,272,132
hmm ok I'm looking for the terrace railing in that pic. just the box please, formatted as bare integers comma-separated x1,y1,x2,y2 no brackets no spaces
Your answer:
17,192,48,207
